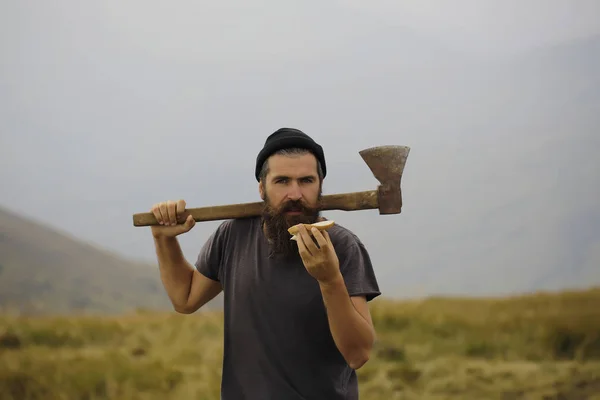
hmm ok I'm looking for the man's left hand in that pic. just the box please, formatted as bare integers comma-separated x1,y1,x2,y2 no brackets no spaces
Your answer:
295,225,341,284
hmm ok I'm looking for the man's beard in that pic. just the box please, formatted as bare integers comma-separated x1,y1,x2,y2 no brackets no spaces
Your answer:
261,195,322,257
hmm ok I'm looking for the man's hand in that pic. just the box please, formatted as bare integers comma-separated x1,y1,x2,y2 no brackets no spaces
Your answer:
151,199,195,239
295,224,341,284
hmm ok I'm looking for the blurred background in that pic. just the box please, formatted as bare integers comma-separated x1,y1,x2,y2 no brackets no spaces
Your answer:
1,1,599,399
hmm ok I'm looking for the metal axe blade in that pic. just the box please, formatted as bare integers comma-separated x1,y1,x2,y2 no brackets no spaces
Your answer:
359,145,411,214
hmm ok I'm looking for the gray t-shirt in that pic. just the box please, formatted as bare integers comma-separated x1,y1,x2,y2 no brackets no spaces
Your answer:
195,216,381,400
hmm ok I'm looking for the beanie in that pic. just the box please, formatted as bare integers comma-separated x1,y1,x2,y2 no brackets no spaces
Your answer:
255,127,327,181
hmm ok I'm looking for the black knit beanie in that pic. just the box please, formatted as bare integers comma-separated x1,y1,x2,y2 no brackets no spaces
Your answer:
255,127,326,181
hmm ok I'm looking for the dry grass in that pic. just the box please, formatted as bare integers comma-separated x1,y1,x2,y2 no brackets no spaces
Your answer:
1,287,600,399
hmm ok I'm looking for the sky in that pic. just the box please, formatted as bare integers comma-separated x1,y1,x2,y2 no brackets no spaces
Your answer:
1,0,599,298
338,0,600,55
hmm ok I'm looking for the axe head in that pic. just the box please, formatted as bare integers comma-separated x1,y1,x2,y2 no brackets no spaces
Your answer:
359,145,411,214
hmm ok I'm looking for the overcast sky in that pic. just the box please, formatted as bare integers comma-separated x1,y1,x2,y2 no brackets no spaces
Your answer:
1,0,599,298
338,0,600,54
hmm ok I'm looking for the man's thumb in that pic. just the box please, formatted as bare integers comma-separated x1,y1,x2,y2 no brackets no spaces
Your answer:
184,214,195,229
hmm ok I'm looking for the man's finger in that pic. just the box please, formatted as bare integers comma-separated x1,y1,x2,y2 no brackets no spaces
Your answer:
176,199,186,217
159,203,168,225
299,226,318,255
167,200,177,225
296,230,311,258
311,227,328,249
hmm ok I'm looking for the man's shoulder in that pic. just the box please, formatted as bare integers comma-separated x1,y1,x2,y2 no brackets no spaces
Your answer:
218,217,257,229
212,217,260,238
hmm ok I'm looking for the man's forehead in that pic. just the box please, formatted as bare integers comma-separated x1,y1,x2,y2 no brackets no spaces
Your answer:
268,153,318,175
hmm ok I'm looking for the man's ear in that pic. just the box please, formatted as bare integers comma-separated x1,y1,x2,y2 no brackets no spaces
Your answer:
258,181,265,200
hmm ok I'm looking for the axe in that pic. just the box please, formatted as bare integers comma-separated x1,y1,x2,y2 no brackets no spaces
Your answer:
131,145,410,227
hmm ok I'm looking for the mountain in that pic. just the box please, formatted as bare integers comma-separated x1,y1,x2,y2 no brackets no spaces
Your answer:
0,205,221,315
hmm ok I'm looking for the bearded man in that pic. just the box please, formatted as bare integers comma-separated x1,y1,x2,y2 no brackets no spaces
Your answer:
150,128,381,400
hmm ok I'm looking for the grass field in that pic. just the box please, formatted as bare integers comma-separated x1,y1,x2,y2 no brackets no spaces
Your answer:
1,287,600,399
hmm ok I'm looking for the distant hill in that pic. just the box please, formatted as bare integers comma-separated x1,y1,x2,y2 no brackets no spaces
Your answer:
0,206,220,315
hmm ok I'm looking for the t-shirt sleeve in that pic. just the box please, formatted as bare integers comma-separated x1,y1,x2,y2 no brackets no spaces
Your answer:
337,236,381,302
194,222,229,282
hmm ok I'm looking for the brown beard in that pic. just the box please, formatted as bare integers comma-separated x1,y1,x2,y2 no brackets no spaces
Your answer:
261,195,322,257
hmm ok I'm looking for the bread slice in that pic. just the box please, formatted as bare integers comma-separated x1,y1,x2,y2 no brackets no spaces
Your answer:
288,220,335,241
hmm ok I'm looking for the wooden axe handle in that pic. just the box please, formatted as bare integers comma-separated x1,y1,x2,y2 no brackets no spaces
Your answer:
132,190,378,226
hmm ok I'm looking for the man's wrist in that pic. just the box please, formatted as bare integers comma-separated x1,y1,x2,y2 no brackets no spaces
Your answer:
318,271,345,291
153,234,178,244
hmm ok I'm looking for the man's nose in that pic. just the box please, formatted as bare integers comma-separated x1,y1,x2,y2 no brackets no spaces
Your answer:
286,182,302,200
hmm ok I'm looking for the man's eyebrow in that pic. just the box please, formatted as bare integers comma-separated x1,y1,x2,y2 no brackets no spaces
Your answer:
271,174,316,181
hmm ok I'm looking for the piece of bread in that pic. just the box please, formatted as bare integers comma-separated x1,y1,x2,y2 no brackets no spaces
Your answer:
288,220,335,241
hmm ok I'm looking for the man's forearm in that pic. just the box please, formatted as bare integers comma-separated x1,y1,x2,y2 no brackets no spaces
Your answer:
153,236,195,309
319,273,375,369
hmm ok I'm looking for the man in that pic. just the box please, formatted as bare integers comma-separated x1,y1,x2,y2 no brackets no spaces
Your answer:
150,128,381,399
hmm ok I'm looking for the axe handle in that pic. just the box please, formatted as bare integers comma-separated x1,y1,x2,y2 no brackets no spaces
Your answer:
132,190,378,227
320,189,378,211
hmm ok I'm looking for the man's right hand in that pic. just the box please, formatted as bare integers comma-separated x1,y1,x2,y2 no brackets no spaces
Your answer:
150,199,196,238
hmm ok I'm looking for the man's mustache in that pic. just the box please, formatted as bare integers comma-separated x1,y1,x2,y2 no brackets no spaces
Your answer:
279,200,316,213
